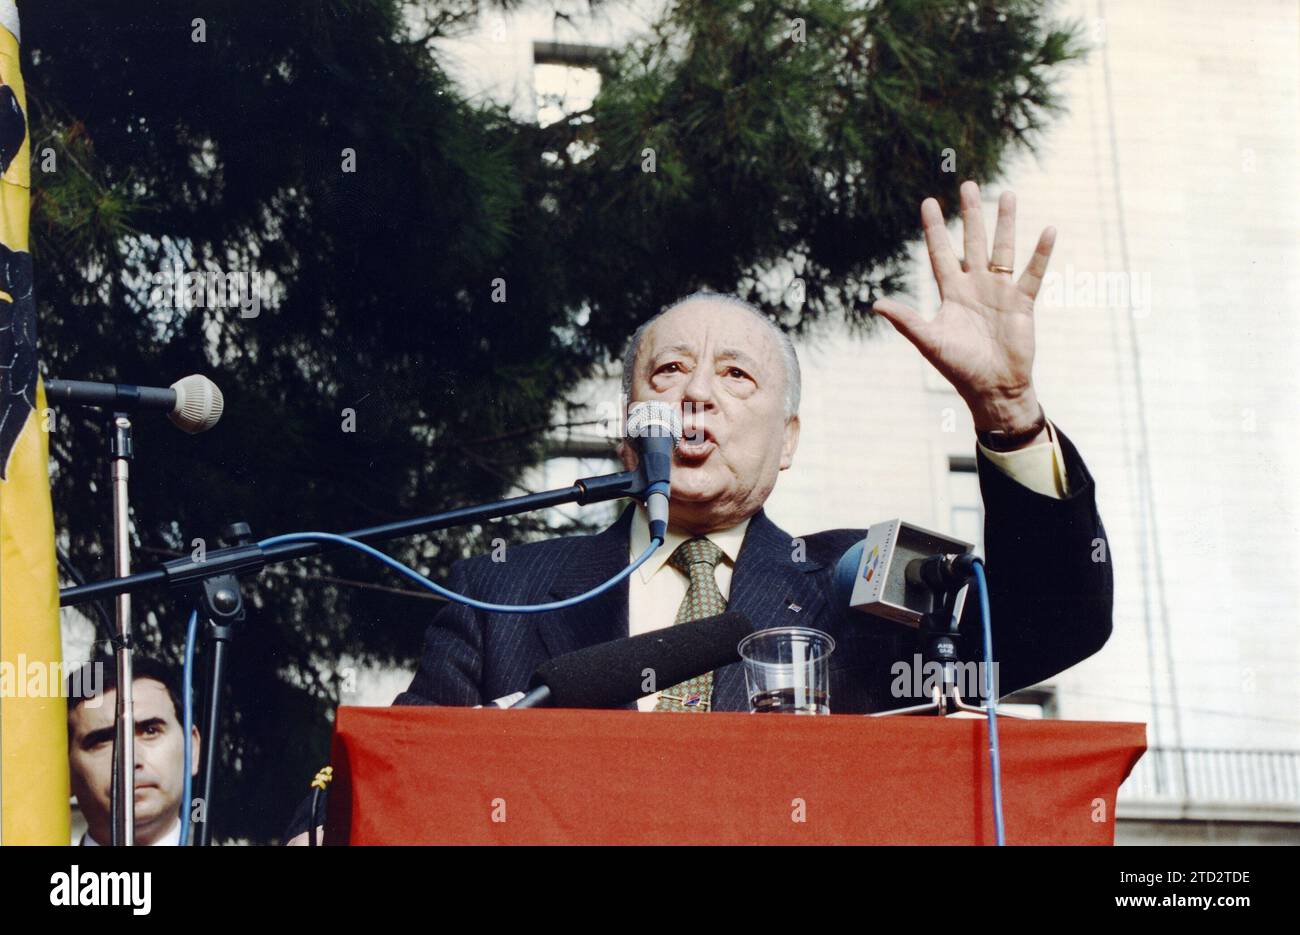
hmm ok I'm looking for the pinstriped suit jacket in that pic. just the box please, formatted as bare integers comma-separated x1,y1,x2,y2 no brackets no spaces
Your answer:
395,428,1113,714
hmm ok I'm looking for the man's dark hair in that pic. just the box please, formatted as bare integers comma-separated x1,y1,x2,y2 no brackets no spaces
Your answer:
65,655,185,723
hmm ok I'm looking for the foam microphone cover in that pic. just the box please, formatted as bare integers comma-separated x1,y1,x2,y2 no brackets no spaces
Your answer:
168,374,224,434
533,611,753,709
625,400,683,444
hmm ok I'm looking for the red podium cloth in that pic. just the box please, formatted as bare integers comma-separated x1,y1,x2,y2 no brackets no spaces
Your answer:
324,707,1145,845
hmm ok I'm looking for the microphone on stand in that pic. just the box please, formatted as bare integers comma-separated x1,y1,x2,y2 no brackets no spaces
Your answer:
45,372,223,844
625,400,681,541
831,519,974,627
831,518,997,716
44,374,224,434
511,611,753,709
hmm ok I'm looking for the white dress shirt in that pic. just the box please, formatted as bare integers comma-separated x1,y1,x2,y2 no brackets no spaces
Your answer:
627,507,750,710
79,816,182,846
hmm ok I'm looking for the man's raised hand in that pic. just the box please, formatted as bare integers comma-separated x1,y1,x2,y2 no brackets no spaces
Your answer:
872,180,1056,440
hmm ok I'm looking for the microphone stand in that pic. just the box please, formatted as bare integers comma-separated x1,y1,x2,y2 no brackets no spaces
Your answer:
59,463,656,844
871,559,1021,719
108,411,137,845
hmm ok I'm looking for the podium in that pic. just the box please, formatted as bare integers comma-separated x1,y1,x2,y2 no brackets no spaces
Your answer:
323,707,1146,845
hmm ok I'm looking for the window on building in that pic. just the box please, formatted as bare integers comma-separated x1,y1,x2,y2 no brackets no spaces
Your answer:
948,455,983,556
533,442,621,530
533,62,600,128
999,686,1058,719
532,41,606,164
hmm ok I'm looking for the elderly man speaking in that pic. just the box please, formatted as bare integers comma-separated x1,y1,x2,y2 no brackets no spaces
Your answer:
397,181,1111,714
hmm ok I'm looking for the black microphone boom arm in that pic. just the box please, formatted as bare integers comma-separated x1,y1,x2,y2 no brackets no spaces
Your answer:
59,464,657,608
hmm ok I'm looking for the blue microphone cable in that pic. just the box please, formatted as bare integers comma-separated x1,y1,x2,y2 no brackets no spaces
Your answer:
180,608,198,846
969,558,1005,846
177,530,664,843
255,531,662,614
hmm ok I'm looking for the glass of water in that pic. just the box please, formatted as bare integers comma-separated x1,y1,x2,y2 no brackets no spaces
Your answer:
738,627,836,715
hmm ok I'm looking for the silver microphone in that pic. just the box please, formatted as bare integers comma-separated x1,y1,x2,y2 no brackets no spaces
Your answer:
625,401,681,539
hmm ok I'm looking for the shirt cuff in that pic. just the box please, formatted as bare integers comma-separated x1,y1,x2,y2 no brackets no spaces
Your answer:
976,419,1070,499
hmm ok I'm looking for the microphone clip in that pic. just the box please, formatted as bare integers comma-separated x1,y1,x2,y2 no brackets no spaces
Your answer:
906,552,979,594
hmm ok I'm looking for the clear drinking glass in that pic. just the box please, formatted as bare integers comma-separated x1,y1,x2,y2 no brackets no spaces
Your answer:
738,627,835,714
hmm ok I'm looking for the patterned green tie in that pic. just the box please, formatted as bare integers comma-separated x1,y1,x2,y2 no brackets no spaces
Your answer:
654,537,726,713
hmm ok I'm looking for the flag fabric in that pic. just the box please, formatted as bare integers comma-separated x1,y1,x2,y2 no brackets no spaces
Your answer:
0,4,70,846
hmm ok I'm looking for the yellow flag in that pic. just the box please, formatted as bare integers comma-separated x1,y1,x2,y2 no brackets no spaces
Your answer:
0,6,70,845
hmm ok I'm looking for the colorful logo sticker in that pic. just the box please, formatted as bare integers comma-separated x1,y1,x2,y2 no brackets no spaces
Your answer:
863,545,880,582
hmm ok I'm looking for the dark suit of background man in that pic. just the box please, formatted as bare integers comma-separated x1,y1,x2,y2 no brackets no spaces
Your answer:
398,181,1111,712
286,181,1112,841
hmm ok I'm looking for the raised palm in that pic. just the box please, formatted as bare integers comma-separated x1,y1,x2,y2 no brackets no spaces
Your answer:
873,180,1055,433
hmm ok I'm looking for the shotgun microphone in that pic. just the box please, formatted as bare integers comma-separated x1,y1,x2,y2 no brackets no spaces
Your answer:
511,610,753,709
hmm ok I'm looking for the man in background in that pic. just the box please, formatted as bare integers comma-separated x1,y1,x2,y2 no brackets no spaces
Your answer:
66,655,199,846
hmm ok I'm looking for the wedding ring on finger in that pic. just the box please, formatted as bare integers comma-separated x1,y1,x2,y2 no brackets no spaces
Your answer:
988,263,1014,275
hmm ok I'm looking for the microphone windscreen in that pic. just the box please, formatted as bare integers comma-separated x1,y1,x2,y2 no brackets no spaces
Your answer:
626,400,682,443
168,374,224,434
534,611,753,709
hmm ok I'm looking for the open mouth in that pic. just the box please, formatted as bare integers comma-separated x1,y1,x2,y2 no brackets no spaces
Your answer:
676,427,717,461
